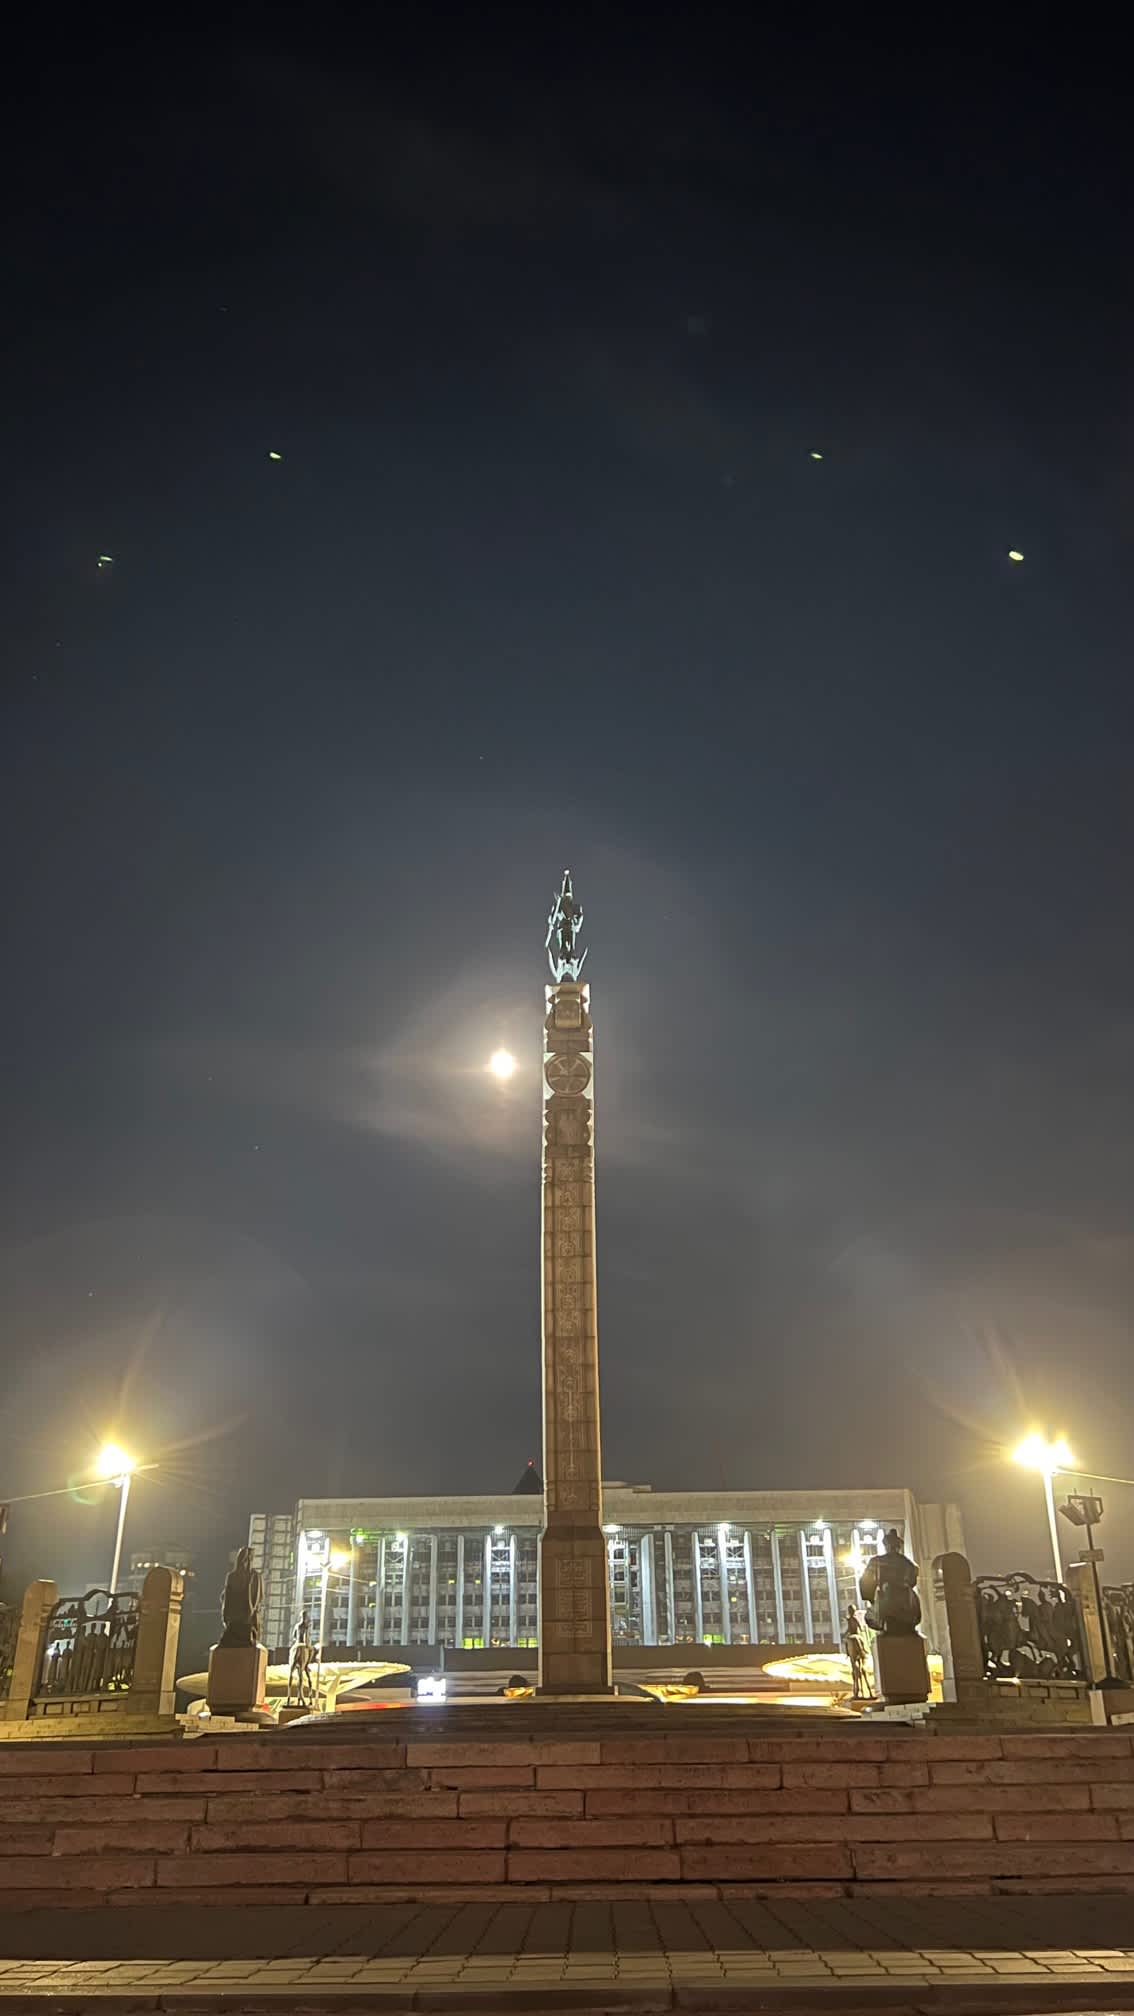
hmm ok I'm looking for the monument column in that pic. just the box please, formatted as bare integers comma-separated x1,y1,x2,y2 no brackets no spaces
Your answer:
538,870,613,1693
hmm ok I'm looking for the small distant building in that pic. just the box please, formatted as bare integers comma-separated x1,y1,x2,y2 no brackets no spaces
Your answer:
248,1479,963,1660
118,1545,195,1597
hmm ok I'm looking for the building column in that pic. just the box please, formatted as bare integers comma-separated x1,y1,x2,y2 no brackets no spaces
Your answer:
400,1539,411,1647
346,1541,359,1647
663,1530,675,1644
770,1529,787,1641
373,1538,387,1648
640,1534,657,1645
509,1535,518,1645
427,1535,439,1646
798,1529,814,1645
484,1536,493,1645
717,1525,733,1644
691,1531,704,1642
822,1527,840,1644
742,1530,757,1644
455,1535,465,1646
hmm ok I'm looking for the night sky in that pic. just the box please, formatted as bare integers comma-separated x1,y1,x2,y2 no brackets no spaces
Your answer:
4,16,1133,1617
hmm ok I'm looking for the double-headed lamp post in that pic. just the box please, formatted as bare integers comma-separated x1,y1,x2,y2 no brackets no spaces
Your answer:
1012,1433,1075,1584
95,1443,138,1594
318,1550,352,1656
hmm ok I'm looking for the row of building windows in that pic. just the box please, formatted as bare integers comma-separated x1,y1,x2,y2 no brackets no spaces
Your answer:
253,1517,893,1654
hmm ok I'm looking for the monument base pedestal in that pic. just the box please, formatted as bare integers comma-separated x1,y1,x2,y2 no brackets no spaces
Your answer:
538,1528,613,1696
207,1643,268,1717
874,1633,930,1706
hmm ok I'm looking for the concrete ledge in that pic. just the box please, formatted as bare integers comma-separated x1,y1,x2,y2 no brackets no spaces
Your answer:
0,1985,1132,2012
0,1718,187,1744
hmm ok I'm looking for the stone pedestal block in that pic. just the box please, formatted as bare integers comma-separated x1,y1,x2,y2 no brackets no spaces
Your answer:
207,1642,267,1716
539,1529,613,1695
874,1632,930,1706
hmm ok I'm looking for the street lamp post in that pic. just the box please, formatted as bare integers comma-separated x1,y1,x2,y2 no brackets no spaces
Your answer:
0,1459,158,1600
317,1552,352,1657
108,1473,132,1593
1012,1433,1075,1585
318,1563,330,1654
95,1444,138,1593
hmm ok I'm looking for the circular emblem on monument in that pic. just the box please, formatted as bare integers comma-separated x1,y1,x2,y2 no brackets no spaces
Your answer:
545,1053,591,1096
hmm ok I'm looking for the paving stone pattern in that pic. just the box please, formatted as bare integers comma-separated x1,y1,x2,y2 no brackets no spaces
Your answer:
2,1894,1134,2005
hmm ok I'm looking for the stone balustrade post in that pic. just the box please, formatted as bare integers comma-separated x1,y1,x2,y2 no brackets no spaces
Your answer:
1066,1561,1106,1684
129,1567,184,1717
932,1552,984,1703
1,1580,57,1721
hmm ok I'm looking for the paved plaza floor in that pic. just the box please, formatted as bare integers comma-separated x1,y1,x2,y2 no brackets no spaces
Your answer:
1,1894,1134,2010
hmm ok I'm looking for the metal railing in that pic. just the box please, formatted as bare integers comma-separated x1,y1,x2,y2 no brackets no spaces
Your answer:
0,1604,17,1703
35,1588,140,1702
973,1571,1088,1683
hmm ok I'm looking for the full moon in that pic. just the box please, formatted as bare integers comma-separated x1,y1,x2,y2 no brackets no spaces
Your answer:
488,1048,517,1081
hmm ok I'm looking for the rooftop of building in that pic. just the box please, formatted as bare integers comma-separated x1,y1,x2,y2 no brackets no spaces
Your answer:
284,1481,928,1533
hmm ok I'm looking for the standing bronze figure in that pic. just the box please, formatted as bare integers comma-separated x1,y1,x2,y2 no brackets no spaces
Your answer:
843,1604,875,1699
287,1611,316,1708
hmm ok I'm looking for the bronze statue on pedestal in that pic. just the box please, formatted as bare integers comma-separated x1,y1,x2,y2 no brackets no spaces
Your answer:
860,1529,922,1634
218,1546,263,1649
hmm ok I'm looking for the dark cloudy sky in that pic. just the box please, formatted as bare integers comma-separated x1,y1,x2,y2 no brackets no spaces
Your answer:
3,14,1133,1601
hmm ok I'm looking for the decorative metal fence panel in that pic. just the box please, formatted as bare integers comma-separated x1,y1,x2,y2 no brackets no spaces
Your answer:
974,1571,1088,1682
35,1588,140,1701
1103,1584,1134,1685
0,1603,18,1703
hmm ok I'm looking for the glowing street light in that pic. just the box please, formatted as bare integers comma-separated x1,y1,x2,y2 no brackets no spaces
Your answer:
1012,1433,1076,1583
95,1443,138,1594
95,1443,135,1481
488,1049,516,1081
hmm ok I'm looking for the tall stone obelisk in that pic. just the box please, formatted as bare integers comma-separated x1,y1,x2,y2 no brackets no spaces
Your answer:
538,871,613,1694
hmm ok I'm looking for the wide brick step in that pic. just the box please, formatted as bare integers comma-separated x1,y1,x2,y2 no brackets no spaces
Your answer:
2,1726,1134,1905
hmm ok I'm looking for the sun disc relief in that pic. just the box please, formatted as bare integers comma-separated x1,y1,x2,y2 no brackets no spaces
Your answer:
545,1052,592,1097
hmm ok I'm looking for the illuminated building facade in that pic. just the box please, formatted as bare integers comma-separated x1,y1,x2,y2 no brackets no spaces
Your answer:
118,1544,195,1596
248,1483,962,1658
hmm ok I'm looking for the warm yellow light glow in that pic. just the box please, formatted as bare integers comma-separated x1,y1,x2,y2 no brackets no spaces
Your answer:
488,1048,516,1080
763,1651,945,1705
1008,549,1024,562
95,1443,136,1480
329,1549,351,1571
1013,1432,1075,1474
766,1692,840,1708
